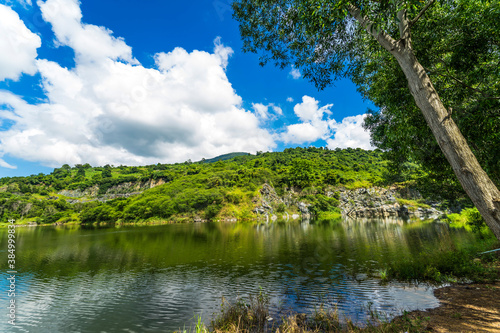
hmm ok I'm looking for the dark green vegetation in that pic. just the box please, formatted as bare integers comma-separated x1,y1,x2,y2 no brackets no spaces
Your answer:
358,0,500,198
206,292,419,333
381,234,499,284
231,0,500,241
0,148,387,225
200,152,250,164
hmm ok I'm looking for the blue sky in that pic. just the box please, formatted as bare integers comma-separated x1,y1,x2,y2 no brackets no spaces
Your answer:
0,0,374,177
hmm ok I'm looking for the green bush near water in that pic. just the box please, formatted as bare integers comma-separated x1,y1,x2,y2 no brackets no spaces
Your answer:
178,290,432,333
383,240,499,283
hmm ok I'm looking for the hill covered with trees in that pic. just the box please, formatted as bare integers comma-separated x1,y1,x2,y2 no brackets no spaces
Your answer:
0,146,478,227
0,147,399,225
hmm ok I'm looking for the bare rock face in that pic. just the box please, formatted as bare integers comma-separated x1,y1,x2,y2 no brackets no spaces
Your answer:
252,183,313,219
253,183,284,215
338,187,443,219
339,187,398,218
58,178,168,202
297,201,311,219
59,185,100,198
260,183,283,204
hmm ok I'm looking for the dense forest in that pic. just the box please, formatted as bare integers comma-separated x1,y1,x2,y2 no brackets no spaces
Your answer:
0,147,477,226
0,147,404,225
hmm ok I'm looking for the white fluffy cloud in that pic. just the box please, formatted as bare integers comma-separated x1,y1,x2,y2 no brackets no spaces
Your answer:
293,96,333,123
37,0,137,64
282,122,327,143
0,4,41,81
281,96,333,144
327,114,374,150
0,0,275,168
289,66,301,79
281,96,374,150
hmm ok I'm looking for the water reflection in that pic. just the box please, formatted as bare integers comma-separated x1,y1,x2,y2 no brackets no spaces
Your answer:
0,218,479,332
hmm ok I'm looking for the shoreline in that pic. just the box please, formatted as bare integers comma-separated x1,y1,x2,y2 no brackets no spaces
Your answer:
0,217,291,228
0,212,335,228
393,280,500,332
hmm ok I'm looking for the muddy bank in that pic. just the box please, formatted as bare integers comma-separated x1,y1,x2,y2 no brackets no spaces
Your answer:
395,281,500,332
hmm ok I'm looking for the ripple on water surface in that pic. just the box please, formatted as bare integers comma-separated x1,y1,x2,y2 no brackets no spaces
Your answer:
0,219,467,332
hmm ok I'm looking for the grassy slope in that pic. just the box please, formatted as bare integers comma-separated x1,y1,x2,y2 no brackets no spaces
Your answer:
0,147,388,225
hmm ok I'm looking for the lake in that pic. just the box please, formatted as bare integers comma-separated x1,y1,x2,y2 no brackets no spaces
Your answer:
0,218,481,332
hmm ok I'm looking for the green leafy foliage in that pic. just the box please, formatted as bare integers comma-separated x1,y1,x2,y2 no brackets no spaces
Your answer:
0,148,389,224
464,207,487,234
353,0,500,197
232,0,429,90
232,0,500,241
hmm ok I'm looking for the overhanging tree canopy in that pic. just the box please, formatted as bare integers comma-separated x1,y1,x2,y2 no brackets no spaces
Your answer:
355,1,499,194
232,0,500,240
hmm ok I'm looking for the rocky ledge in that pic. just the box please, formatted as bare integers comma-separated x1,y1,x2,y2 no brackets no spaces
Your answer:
58,178,167,202
252,184,444,220
338,187,443,219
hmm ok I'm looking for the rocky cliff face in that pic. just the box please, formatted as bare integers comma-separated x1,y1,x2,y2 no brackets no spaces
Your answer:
338,187,443,219
252,184,444,220
59,178,167,201
59,186,99,198
252,183,308,220
253,183,283,215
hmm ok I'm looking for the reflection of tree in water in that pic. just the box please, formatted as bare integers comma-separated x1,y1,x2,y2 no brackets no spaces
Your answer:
3,218,477,279
2,219,481,331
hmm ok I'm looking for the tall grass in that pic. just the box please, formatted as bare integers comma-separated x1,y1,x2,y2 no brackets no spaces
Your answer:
211,289,271,332
182,292,431,333
175,315,209,333
383,239,499,283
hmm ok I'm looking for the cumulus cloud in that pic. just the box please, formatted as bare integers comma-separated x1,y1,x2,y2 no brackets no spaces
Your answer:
281,96,333,144
272,105,283,115
293,96,333,123
282,122,327,143
280,96,374,150
286,97,294,103
0,4,41,81
252,103,282,120
37,0,137,64
327,114,374,150
289,66,301,79
0,0,275,168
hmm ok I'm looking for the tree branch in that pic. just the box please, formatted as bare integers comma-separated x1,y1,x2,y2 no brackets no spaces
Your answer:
409,0,436,27
447,76,500,100
397,9,411,48
426,65,500,100
347,4,398,54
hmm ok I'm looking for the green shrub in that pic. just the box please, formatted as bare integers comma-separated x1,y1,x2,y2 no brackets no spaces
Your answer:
464,207,486,233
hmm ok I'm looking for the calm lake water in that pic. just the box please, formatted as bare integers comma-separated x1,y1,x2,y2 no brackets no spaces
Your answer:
0,218,482,332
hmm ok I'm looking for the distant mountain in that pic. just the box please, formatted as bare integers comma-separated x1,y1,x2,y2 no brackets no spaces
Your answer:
200,152,251,163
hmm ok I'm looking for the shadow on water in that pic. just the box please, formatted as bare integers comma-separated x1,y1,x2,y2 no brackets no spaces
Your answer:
0,217,487,332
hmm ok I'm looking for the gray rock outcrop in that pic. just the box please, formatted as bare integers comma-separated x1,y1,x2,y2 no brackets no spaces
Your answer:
253,183,284,215
338,187,443,219
58,178,167,202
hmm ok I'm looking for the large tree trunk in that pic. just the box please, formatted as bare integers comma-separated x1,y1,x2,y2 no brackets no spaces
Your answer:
347,4,500,240
393,48,500,240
